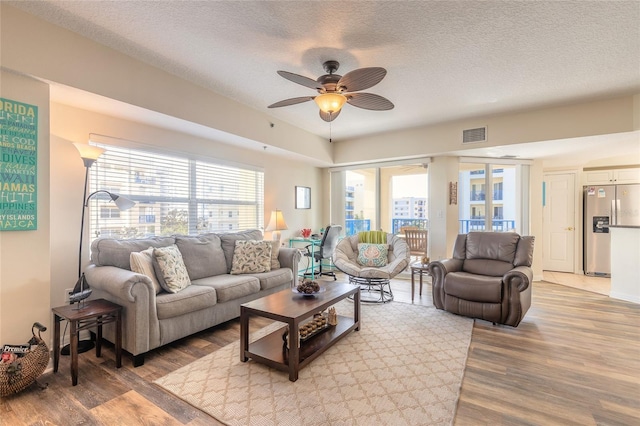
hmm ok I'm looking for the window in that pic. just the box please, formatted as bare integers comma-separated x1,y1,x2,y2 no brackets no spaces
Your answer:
330,161,429,236
100,207,120,219
459,162,524,234
88,143,264,242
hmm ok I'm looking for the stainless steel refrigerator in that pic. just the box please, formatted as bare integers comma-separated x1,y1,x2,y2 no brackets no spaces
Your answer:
583,183,640,276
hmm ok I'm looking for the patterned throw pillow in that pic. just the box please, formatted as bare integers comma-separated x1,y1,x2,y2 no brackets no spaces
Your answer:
152,245,191,293
230,240,272,274
357,243,389,267
130,247,163,294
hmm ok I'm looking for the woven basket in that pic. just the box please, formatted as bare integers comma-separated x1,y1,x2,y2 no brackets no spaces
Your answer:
0,322,49,397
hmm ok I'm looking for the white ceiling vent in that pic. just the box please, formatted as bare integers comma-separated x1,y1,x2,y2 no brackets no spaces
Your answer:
462,126,487,144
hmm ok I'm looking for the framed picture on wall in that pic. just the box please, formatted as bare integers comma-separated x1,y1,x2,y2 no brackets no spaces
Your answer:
295,186,311,209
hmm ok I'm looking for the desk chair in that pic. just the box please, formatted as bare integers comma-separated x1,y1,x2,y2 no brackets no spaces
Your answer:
304,225,342,280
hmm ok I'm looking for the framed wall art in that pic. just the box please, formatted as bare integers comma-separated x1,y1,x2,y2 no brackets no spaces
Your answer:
295,186,311,209
449,182,458,205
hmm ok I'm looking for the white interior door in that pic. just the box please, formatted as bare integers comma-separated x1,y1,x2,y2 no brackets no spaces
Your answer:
543,173,576,272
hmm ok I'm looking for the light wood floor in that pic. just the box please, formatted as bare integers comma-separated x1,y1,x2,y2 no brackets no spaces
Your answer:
1,274,638,425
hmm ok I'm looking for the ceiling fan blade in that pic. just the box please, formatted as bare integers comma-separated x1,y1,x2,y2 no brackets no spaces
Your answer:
277,70,324,90
267,97,314,108
347,93,394,111
319,109,341,122
337,67,387,92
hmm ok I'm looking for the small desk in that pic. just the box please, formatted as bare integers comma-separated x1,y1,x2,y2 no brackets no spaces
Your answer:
289,237,322,278
52,298,122,386
410,262,431,302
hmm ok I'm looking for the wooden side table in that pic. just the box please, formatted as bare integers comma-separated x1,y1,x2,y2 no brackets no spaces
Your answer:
52,298,122,386
410,262,431,302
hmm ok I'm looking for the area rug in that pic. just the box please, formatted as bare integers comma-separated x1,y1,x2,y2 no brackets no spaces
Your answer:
155,301,474,425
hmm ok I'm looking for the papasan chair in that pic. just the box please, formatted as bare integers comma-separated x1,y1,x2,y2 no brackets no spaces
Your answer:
332,231,410,303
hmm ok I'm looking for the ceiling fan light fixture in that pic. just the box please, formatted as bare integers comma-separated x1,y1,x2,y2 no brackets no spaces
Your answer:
314,93,347,113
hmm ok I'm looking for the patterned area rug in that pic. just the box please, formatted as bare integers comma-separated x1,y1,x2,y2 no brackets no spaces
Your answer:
155,301,473,426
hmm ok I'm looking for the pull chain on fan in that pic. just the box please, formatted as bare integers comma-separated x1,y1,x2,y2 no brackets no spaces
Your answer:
329,114,333,143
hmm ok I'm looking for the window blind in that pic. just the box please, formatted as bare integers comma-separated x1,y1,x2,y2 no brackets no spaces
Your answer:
88,143,264,242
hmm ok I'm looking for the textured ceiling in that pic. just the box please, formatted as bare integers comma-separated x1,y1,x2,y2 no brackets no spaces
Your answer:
8,0,640,152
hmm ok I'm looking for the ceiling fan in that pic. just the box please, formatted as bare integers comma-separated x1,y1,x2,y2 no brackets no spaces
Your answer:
268,60,394,122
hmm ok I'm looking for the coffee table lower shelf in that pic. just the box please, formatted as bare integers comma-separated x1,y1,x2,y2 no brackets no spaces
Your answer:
245,315,355,372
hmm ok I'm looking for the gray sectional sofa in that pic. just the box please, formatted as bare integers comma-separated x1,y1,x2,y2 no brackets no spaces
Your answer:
84,229,300,366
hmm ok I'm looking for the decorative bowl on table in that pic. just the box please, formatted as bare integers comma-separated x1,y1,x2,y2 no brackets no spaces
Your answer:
293,279,324,297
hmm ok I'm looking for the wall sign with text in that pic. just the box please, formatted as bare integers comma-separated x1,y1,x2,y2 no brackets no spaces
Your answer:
0,98,38,231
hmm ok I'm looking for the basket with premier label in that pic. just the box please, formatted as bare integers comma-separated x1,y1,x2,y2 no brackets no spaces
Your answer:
0,322,49,397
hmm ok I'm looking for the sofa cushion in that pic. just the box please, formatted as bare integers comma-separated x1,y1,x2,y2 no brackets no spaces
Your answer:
357,243,389,267
219,229,264,272
444,272,503,303
191,274,261,302
152,245,191,293
175,234,227,280
155,285,217,320
230,240,272,274
244,268,293,291
91,236,176,269
268,240,281,270
130,247,163,295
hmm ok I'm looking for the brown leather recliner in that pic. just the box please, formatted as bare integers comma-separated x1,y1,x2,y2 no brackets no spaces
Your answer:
427,232,535,327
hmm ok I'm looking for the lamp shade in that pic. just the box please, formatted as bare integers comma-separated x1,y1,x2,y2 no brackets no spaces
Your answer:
73,143,105,167
314,93,347,113
265,209,288,231
110,193,136,210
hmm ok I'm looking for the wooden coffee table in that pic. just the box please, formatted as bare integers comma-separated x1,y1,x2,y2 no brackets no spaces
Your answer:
240,283,360,381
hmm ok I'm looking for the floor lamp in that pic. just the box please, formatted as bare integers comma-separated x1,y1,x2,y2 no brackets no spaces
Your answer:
62,143,135,355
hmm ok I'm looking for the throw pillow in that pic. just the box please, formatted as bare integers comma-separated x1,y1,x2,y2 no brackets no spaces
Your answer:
268,240,281,270
175,234,227,279
152,245,191,293
230,240,272,274
219,229,264,273
130,247,163,295
357,243,389,267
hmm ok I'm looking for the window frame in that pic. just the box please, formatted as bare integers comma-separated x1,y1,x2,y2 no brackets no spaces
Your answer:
87,140,265,242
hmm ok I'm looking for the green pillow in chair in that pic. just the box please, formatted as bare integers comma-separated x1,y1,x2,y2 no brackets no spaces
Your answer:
358,230,387,244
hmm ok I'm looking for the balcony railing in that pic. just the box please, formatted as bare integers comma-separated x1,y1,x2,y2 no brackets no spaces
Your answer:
459,219,515,233
391,218,429,234
345,219,371,236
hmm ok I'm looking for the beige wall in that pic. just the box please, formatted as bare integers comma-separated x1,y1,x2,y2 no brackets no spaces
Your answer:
0,71,51,345
427,157,461,262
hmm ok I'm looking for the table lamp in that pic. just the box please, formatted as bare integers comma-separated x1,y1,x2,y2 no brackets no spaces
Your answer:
265,209,288,243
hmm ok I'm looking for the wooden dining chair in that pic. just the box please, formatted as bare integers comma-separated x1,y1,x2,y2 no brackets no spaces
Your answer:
404,229,429,263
